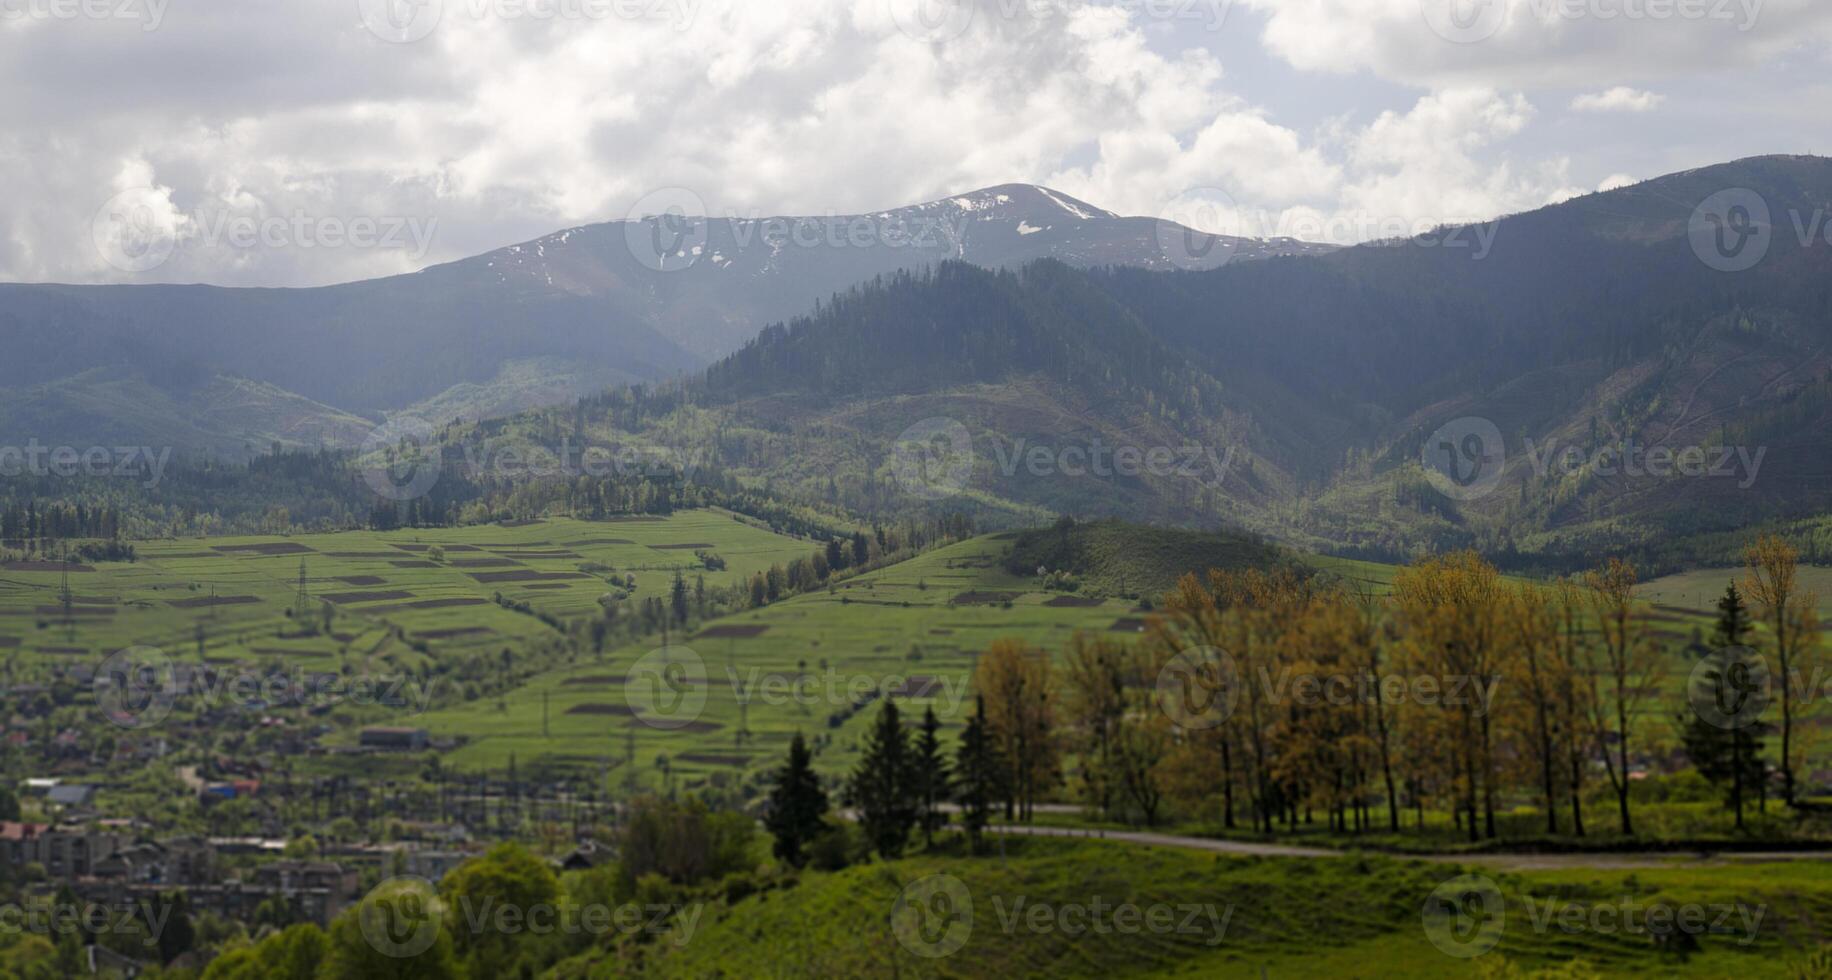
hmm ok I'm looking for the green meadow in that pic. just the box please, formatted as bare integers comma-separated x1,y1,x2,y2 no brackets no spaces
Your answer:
0,509,814,663
570,835,1832,979
1641,565,1832,616
414,533,1144,786
0,510,818,774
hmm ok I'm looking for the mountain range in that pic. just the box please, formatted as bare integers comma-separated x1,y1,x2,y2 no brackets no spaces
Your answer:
569,155,1832,563
0,184,1324,455
6,154,1832,565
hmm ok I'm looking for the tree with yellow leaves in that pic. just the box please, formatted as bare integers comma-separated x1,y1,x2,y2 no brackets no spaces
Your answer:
1063,631,1129,817
1392,552,1505,841
972,638,1060,821
1505,581,1567,835
1061,631,1172,824
1150,570,1263,828
1550,576,1592,837
1743,535,1821,806
1582,557,1662,836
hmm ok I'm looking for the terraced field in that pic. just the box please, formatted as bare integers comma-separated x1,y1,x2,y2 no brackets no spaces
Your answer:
0,510,815,668
414,534,1148,786
0,509,823,784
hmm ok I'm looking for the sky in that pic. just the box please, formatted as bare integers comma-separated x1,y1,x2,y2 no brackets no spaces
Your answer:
2,0,1828,286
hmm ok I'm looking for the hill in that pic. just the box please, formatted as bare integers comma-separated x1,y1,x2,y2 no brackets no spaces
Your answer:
572,837,1832,979
1000,518,1286,598
0,184,1316,454
673,155,1832,566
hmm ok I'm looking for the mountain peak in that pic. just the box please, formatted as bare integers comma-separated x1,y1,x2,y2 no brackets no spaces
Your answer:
905,183,1120,223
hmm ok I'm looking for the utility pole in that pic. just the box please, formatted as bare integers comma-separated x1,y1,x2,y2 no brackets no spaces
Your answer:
295,558,311,622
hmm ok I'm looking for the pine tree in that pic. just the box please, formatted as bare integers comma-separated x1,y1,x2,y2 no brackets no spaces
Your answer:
846,700,917,859
953,696,1005,855
1715,580,1754,651
670,570,690,626
912,706,951,848
764,732,828,867
1682,583,1770,830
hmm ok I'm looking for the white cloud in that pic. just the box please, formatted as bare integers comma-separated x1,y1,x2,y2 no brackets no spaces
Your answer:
1239,0,1832,89
1598,173,1638,191
0,0,1809,286
1571,87,1664,112
1052,88,1582,246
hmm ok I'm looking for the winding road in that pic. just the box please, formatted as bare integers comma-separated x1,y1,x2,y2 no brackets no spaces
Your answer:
982,823,1832,870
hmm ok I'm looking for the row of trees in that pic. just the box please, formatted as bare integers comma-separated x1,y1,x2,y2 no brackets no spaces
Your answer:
948,536,1820,841
756,535,1823,868
765,696,1011,865
0,500,126,548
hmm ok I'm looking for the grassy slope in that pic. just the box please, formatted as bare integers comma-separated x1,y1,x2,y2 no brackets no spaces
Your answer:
1000,519,1285,598
1640,565,1832,615
0,510,820,790
413,534,1135,781
0,367,375,456
553,837,1832,979
1,511,811,665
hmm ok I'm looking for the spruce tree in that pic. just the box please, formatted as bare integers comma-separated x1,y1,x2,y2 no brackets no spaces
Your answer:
764,732,829,867
953,696,1005,855
1714,581,1754,651
1682,583,1770,830
912,706,951,848
846,700,917,859
670,570,690,626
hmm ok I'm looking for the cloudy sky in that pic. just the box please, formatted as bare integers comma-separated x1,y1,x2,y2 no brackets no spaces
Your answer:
3,0,1828,286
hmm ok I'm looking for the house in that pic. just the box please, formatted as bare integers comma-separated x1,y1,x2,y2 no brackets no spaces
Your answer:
111,737,169,763
0,822,127,878
92,842,169,884
253,860,358,895
159,835,218,885
45,784,96,808
199,782,261,803
402,849,470,882
558,840,607,871
50,730,84,759
88,945,147,977
360,727,428,751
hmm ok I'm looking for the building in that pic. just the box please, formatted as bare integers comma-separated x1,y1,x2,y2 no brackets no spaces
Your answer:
0,822,127,878
45,784,97,808
360,727,429,751
402,848,471,882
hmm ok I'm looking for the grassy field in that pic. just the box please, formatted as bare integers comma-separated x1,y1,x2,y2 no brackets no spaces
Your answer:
1303,553,1408,595
0,509,821,792
414,533,1148,786
1641,565,1832,615
562,835,1832,979
0,509,815,666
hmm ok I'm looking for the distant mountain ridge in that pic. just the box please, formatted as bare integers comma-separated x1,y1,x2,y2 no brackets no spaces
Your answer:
450,182,1333,359
616,155,1832,562
0,183,1322,455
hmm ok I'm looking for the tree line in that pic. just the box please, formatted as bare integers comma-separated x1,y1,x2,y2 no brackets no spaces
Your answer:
781,535,1821,850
